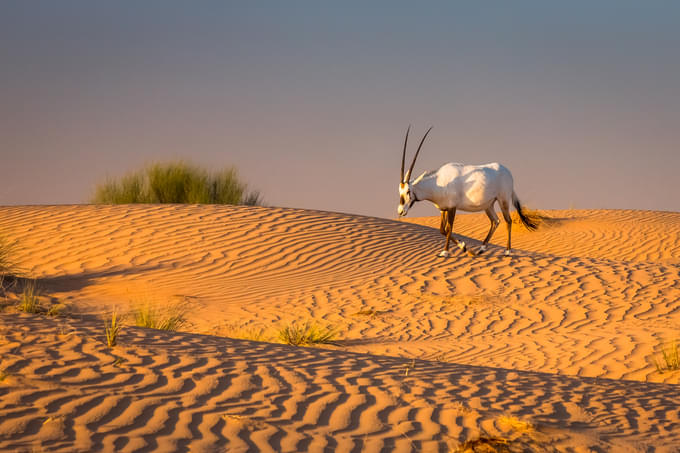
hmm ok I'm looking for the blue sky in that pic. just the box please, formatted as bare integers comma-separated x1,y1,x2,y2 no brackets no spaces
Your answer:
2,2,679,217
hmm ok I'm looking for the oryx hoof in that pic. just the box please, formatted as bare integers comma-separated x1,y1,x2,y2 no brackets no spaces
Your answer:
457,241,466,252
504,249,512,257
438,250,451,258
478,245,487,254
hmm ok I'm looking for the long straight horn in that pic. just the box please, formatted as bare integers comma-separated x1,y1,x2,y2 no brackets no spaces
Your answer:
401,125,410,183
405,126,432,182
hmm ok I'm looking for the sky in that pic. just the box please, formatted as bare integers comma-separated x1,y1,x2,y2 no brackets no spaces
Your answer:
1,1,679,218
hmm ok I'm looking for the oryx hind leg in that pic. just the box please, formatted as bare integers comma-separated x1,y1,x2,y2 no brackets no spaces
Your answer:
478,206,500,254
499,200,513,256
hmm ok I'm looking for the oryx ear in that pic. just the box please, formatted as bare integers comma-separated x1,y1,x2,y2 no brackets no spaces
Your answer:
401,125,410,183
405,126,432,182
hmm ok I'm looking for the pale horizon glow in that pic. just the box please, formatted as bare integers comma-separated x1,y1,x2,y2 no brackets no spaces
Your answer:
1,2,680,218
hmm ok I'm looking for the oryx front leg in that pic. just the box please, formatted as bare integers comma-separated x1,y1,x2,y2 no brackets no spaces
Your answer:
438,208,474,257
438,208,456,257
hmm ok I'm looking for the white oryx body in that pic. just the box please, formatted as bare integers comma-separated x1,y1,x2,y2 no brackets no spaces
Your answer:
397,127,537,257
406,162,513,213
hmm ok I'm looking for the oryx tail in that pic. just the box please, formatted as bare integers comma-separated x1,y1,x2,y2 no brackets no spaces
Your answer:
512,191,539,231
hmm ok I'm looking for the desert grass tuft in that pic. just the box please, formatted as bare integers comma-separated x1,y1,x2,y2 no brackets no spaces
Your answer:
17,280,41,314
91,160,263,206
654,340,680,373
278,320,338,346
132,300,187,331
105,309,123,348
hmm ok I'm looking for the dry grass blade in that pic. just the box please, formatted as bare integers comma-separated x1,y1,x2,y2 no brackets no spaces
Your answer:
278,320,338,346
105,309,123,348
17,280,41,314
654,340,680,373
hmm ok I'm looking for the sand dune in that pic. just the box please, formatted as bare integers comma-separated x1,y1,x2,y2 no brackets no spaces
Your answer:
1,204,680,451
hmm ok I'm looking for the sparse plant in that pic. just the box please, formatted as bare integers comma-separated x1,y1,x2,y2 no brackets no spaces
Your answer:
654,340,680,373
17,280,41,313
0,369,8,382
91,161,263,206
105,309,123,348
132,300,187,331
278,320,338,346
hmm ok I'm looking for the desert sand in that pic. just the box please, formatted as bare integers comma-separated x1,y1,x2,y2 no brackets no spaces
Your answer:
1,204,679,451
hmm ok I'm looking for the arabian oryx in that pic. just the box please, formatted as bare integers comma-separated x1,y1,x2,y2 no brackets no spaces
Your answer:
397,126,538,257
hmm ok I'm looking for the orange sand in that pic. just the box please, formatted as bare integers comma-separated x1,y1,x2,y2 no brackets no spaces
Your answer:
1,205,679,451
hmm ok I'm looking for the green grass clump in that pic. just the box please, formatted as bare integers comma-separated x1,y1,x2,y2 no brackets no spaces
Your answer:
0,235,23,291
91,161,262,205
278,321,338,346
132,301,187,331
17,280,41,314
105,309,123,348
654,341,680,373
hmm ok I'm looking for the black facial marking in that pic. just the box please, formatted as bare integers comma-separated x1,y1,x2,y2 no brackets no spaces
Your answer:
400,196,405,205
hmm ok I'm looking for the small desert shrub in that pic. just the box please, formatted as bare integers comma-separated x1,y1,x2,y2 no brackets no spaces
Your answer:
105,309,123,348
132,301,187,331
17,280,41,313
654,341,680,373
278,320,338,346
92,161,262,205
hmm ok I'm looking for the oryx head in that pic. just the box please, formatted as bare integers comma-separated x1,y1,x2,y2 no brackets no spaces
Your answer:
398,125,432,216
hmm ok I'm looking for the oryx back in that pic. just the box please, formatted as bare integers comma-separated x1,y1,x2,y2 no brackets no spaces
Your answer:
422,162,513,212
